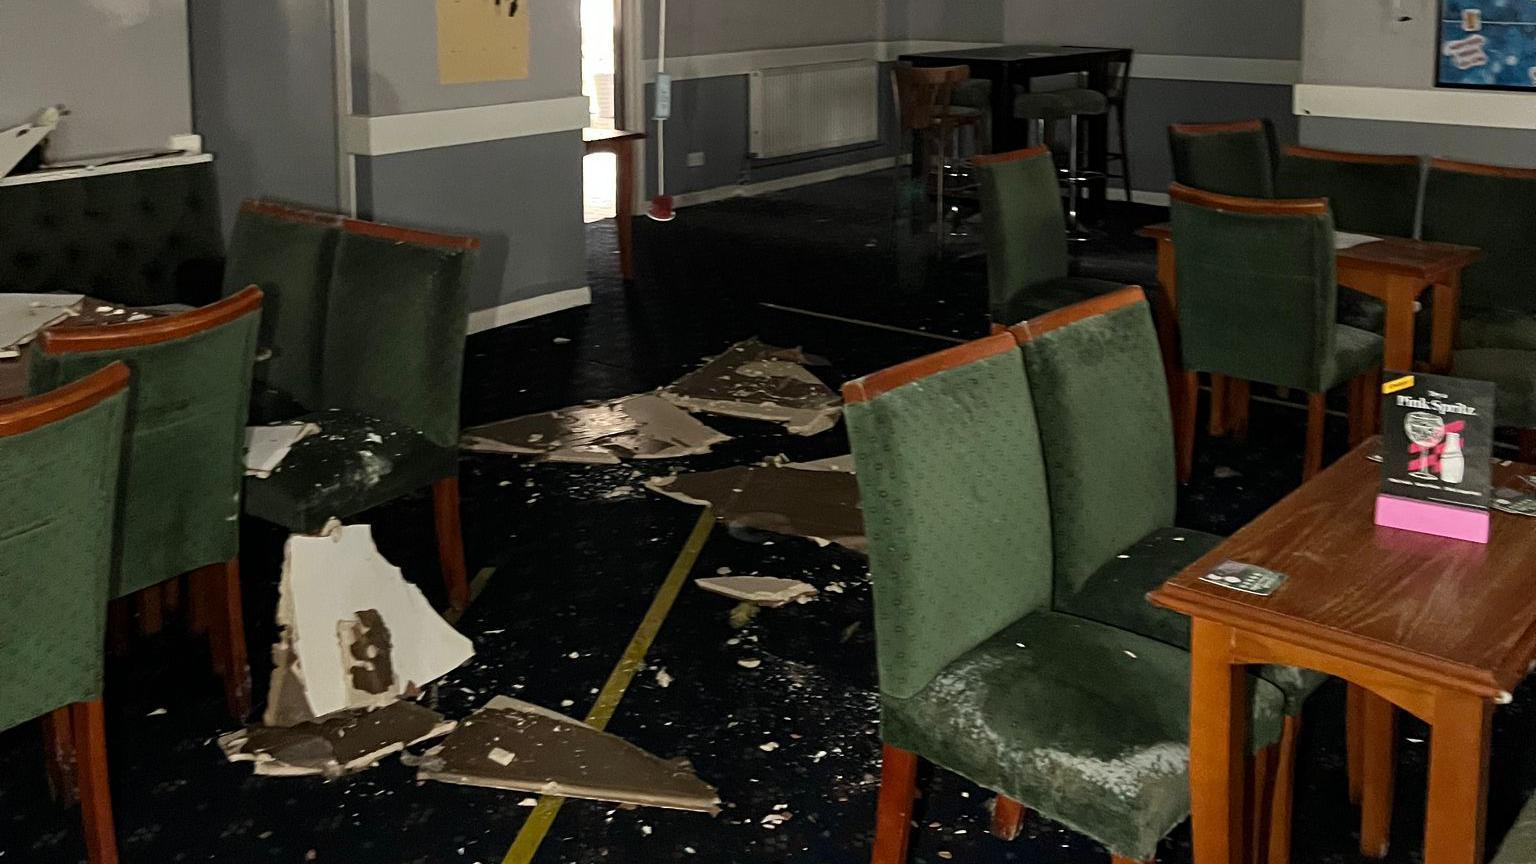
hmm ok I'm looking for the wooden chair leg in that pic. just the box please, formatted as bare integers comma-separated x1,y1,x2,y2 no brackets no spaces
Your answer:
1520,428,1536,464
1303,392,1327,480
1177,371,1200,484
433,477,471,613
42,707,79,807
136,584,164,636
1268,716,1300,864
71,700,118,864
161,574,183,618
1227,378,1251,444
1346,683,1364,805
187,571,211,637
203,560,251,720
1359,692,1396,858
1208,374,1230,437
1347,376,1366,447
872,744,919,864
1248,744,1277,864
991,795,1027,841
106,599,131,657
1111,857,1153,864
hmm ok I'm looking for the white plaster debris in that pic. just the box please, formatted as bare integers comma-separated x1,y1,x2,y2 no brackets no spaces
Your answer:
1030,742,1190,799
243,422,321,478
737,659,762,669
1213,466,1241,479
560,699,575,708
696,576,818,607
518,798,538,807
655,668,674,688
1123,650,1138,659
488,747,515,767
758,742,779,752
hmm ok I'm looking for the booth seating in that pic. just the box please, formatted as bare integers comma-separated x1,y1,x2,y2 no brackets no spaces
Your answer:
223,201,478,611
1276,146,1421,239
0,161,224,307
1169,120,1278,199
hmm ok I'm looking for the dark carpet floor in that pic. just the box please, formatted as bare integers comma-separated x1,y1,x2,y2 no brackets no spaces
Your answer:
2,173,1534,864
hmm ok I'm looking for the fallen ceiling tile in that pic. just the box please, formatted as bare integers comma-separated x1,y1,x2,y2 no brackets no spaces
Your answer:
783,453,855,473
648,465,865,552
417,696,721,813
461,394,729,463
695,576,818,607
244,422,321,478
263,523,475,726
0,293,83,357
660,339,841,436
219,700,455,778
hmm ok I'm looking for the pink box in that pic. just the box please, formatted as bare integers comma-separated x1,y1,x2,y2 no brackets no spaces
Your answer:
1374,494,1490,544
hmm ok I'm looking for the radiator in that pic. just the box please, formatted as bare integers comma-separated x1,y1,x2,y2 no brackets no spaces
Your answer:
748,60,881,159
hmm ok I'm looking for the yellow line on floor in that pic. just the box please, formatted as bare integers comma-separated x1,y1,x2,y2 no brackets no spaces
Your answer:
501,508,715,864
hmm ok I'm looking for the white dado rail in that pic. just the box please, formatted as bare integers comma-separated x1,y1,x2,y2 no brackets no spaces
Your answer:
1293,83,1536,130
342,96,590,156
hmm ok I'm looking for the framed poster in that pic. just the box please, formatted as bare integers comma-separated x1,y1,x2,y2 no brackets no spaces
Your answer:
437,0,531,85
1438,0,1536,90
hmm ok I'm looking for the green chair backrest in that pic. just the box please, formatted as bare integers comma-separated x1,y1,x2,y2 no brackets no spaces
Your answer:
29,289,262,598
1169,119,1278,198
1422,158,1536,314
843,334,1054,700
1170,184,1340,392
0,364,129,732
223,200,343,411
1276,146,1421,238
974,146,1071,323
1013,288,1175,596
321,221,477,449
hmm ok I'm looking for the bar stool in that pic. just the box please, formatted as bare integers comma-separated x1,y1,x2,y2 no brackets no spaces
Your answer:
893,63,983,238
1104,54,1134,204
1012,90,1106,241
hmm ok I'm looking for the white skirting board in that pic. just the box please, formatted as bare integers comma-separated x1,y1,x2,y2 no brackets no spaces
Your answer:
467,286,592,334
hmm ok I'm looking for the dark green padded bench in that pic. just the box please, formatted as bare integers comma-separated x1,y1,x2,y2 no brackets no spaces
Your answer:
0,161,224,307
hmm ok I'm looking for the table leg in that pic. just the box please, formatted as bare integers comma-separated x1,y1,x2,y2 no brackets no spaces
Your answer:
995,67,1020,153
1359,691,1395,858
1152,239,1188,476
1083,59,1112,222
1430,276,1461,373
1382,286,1417,373
615,139,637,282
1190,619,1249,864
1423,691,1492,864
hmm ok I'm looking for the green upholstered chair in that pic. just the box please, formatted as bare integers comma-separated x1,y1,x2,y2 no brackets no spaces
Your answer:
1275,146,1421,238
30,289,264,719
238,217,477,611
222,200,344,421
972,146,1123,326
0,363,129,864
1011,288,1329,864
1422,158,1536,459
1494,796,1536,864
843,333,1286,864
1168,119,1278,199
1169,183,1383,481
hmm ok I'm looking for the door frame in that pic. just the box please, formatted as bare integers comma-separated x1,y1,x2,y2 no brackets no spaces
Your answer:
618,0,648,210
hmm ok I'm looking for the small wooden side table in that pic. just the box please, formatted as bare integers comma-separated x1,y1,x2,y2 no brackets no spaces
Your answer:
583,128,646,282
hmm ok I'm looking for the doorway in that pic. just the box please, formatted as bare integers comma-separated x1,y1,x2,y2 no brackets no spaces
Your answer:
582,0,619,223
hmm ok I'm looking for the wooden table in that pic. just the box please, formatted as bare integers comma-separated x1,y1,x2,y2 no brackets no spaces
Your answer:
1138,223,1482,373
1150,441,1536,864
900,45,1130,220
583,127,646,282
0,299,167,402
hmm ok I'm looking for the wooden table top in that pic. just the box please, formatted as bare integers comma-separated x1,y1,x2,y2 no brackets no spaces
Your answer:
1136,223,1483,281
1151,440,1536,699
900,44,1127,63
582,127,645,145
0,298,171,402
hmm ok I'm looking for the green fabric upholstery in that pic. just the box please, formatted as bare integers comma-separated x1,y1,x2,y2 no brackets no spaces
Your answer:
1172,197,1382,392
1169,122,1277,198
1423,165,1536,315
1020,297,1175,594
1052,88,1109,116
977,148,1070,323
1339,289,1386,334
0,388,127,733
242,409,458,535
1453,349,1536,429
1056,527,1328,714
0,163,224,306
845,349,1053,700
1275,153,1421,237
1460,309,1536,351
29,310,260,598
1494,795,1536,864
223,204,341,412
883,611,1285,860
320,230,475,450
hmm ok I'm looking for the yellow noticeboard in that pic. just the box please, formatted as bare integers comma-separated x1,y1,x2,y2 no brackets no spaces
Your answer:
436,0,531,84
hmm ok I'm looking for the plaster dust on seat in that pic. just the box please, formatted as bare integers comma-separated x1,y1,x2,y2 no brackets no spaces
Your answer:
352,450,393,487
1028,742,1189,801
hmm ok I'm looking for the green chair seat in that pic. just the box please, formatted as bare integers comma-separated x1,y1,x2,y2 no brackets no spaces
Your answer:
1014,92,1071,120
1494,795,1536,864
1057,526,1328,713
1460,307,1536,352
1051,88,1109,116
243,409,458,535
1324,324,1384,391
1453,349,1536,429
1339,289,1386,334
998,275,1124,325
882,610,1286,861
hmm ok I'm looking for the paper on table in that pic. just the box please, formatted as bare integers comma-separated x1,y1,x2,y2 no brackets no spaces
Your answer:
0,294,84,357
244,422,321,478
1335,232,1380,250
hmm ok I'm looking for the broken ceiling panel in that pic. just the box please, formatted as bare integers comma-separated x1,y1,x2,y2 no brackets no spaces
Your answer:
648,465,865,552
695,576,818,607
417,696,720,813
660,339,842,436
263,524,475,726
244,422,321,478
461,394,729,464
219,700,455,778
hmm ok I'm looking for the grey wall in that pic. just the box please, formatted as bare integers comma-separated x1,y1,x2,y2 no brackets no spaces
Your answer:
1125,80,1297,193
1299,0,1536,167
189,1,340,232
642,0,884,58
886,0,1003,42
0,0,193,160
350,0,580,114
356,134,586,313
1003,0,1302,59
